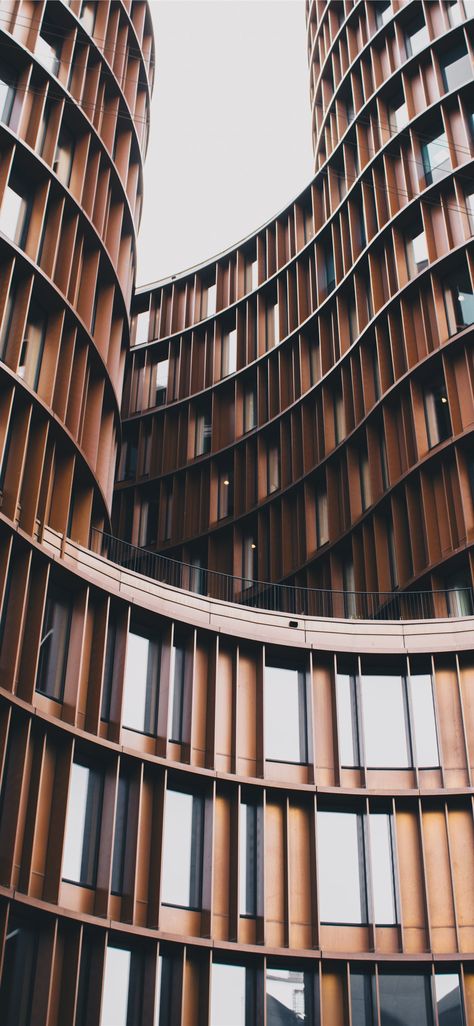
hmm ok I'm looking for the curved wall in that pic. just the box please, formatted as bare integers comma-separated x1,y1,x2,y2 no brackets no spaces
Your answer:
116,0,474,605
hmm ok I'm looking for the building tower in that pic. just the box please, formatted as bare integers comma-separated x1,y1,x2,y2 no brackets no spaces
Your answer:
0,1,474,1024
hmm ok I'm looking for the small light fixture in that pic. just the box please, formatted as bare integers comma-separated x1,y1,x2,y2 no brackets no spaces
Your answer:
441,395,448,404
223,478,230,486
289,620,299,628
251,543,256,550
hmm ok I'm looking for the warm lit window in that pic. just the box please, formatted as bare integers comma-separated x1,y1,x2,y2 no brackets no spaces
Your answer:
265,660,308,763
218,468,233,519
424,379,452,447
242,535,257,585
122,628,160,734
440,40,472,92
161,787,204,907
62,760,103,886
36,583,72,700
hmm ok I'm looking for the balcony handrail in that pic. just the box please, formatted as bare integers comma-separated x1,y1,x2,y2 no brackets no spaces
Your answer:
89,528,474,621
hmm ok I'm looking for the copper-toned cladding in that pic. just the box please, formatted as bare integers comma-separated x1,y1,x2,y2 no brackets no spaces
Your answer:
0,0,473,1024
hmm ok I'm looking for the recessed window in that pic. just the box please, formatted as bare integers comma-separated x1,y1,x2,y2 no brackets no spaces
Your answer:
210,963,253,1026
435,972,465,1026
405,10,429,57
119,433,138,480
446,0,465,27
0,176,31,249
122,628,160,735
424,379,451,447
265,660,308,763
154,358,168,406
445,572,474,616
18,298,47,389
266,293,280,347
54,124,74,186
195,405,212,455
444,265,474,333
316,484,329,547
375,0,391,28
62,760,103,886
243,381,257,433
440,40,472,92
421,130,450,185
242,534,257,586
406,225,429,277
79,0,96,34
0,913,38,1026
221,323,237,377
100,946,143,1026
266,966,316,1023
111,772,130,895
389,90,408,135
351,971,375,1026
36,583,72,701
168,639,186,743
324,241,335,293
318,808,397,924
0,66,16,127
359,445,370,511
218,467,233,519
100,612,117,722
134,307,149,346
205,279,217,317
239,797,261,917
379,973,433,1026
266,441,280,494
161,787,204,907
36,27,62,75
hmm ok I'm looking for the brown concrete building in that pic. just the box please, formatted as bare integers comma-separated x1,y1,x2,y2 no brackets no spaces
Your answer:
0,0,473,1024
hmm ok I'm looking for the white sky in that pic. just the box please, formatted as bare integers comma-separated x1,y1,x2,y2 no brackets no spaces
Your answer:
137,0,314,287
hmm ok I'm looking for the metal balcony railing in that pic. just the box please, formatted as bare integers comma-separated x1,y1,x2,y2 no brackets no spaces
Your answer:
90,528,474,621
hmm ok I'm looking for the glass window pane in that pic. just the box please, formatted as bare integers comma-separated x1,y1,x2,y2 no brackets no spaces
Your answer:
135,309,149,345
122,631,159,734
336,668,359,766
0,181,29,247
435,973,464,1026
265,665,307,763
62,762,102,885
379,973,433,1026
161,789,203,907
409,672,439,766
211,964,246,1026
318,810,366,923
100,947,131,1026
421,132,450,185
111,774,129,894
0,913,37,1026
361,672,410,767
18,299,46,388
351,971,375,1026
168,642,185,742
266,967,313,1024
441,42,471,91
240,800,261,917
36,585,71,700
0,68,15,126
369,813,397,923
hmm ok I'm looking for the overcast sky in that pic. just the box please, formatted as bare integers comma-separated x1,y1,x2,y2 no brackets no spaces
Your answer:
137,0,314,287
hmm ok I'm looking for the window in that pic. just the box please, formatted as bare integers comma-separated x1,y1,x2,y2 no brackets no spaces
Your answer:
122,629,160,735
336,658,439,768
389,90,408,135
266,966,316,1024
440,41,471,91
205,279,217,317
405,10,429,57
424,380,451,447
163,480,173,540
54,124,74,186
168,639,186,742
351,971,375,1026
0,65,16,126
444,266,474,333
466,188,474,234
435,973,464,1026
134,307,149,345
240,797,261,917
446,0,465,27
379,973,432,1026
445,572,474,616
242,535,257,586
36,583,72,701
245,252,258,292
334,388,344,444
406,225,428,277
265,660,308,763
421,130,450,185
343,558,356,618
154,358,168,406
324,241,335,293
120,434,138,479
79,0,96,33
100,946,143,1026
36,27,61,75
62,760,103,886
267,442,280,494
243,381,257,433
18,298,47,389
100,612,117,722
210,963,255,1026
318,808,397,925
161,787,204,907
218,468,233,519
195,406,212,455
359,445,370,511
0,176,31,249
375,1,391,28
316,485,329,546
221,324,237,377
266,294,280,347
0,913,38,1026
111,772,130,894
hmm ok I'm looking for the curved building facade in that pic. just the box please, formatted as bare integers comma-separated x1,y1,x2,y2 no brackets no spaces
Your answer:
0,1,474,1025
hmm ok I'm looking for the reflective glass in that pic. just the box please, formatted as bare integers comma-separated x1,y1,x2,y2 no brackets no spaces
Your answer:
62,761,102,885
405,14,429,57
0,182,29,247
409,672,439,766
210,964,246,1026
441,42,471,91
168,642,186,742
0,70,15,126
111,774,129,894
155,359,168,405
361,672,410,767
421,132,450,185
135,309,149,345
100,947,131,1026
240,800,260,916
222,327,237,376
0,914,37,1026
369,813,397,923
318,810,366,923
122,631,160,734
206,281,217,316
435,973,464,1026
336,668,359,766
267,967,313,1024
36,32,61,75
351,971,375,1026
36,584,71,700
18,299,46,388
265,665,307,763
379,973,433,1026
161,789,203,907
